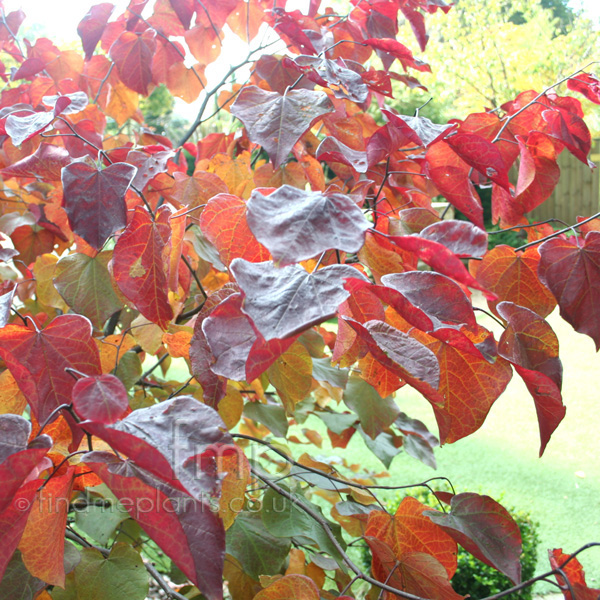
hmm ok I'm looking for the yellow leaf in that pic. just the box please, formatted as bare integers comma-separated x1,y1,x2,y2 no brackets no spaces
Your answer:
0,369,27,415
34,254,68,311
218,386,244,430
267,343,312,413
218,448,250,530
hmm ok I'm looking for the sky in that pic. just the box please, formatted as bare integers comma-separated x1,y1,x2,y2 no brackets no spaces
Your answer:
3,0,599,47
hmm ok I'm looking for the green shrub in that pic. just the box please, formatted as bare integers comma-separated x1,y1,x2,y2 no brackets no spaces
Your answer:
360,491,540,600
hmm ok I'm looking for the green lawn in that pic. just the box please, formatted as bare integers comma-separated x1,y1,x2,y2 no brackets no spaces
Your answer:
293,304,600,593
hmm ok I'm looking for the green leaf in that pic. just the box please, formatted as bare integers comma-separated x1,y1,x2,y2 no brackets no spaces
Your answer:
243,402,288,438
358,426,401,469
54,252,122,329
261,487,347,568
226,511,291,579
74,502,130,545
0,550,45,600
115,351,142,390
70,543,148,600
343,374,400,439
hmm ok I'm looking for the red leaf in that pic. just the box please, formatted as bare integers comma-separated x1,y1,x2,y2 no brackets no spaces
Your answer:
112,205,174,330
62,159,137,250
0,315,101,426
199,193,270,267
230,86,333,168
549,549,600,600
446,133,510,189
363,38,430,72
169,0,195,29
474,245,556,318
497,301,565,455
425,493,522,584
82,451,225,600
0,481,39,584
567,72,600,105
538,231,600,350
246,185,371,266
78,3,114,60
0,143,70,180
425,141,483,228
231,259,367,341
72,374,129,424
387,234,493,298
0,415,52,514
542,108,592,165
18,467,74,587
127,146,175,190
109,29,156,95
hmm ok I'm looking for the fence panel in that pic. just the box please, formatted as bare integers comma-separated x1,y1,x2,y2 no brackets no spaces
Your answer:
530,138,600,223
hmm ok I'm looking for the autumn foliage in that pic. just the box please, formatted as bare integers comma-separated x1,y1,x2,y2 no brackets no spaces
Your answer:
0,0,599,599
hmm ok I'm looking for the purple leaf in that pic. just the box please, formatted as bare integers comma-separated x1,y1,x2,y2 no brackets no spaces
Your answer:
231,259,367,341
425,493,523,584
316,137,369,173
6,97,71,147
381,271,476,328
42,91,89,115
246,185,371,266
0,280,16,328
61,159,137,250
382,108,455,147
231,86,333,169
82,396,232,500
419,220,488,257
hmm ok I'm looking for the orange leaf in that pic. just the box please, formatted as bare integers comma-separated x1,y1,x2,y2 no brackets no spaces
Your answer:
18,467,75,587
162,329,192,358
218,448,251,529
184,25,222,65
0,369,27,415
474,246,556,318
167,62,206,104
199,193,270,267
105,81,139,126
253,574,320,600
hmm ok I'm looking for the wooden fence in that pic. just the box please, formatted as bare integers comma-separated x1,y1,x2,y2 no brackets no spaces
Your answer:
529,138,600,223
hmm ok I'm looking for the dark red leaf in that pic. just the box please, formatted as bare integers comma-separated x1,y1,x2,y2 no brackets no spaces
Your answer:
230,86,333,168
78,3,115,60
0,314,102,426
127,147,174,190
425,493,522,584
82,451,225,600
246,185,370,266
72,374,129,425
425,141,484,228
446,133,510,189
109,29,156,95
538,231,600,350
0,143,70,180
61,159,137,250
231,259,367,341
419,220,488,258
0,415,52,514
542,108,592,165
497,301,565,455
112,205,174,330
